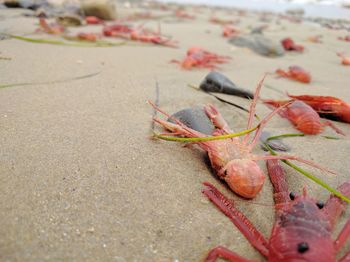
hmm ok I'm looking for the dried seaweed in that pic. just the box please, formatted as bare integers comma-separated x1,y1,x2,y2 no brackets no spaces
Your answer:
4,34,128,47
0,71,101,89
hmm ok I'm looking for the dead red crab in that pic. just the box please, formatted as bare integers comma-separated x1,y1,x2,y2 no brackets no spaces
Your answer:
150,76,334,198
38,18,65,35
276,66,311,83
171,47,230,70
174,10,195,19
85,16,104,25
281,37,304,52
222,25,239,38
203,160,350,261
338,36,350,42
337,53,350,66
103,23,134,37
103,23,177,47
76,32,99,42
263,99,345,135
129,30,177,47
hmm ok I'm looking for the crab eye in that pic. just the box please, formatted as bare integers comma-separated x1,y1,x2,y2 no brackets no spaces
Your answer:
289,192,295,200
316,201,324,209
297,242,309,253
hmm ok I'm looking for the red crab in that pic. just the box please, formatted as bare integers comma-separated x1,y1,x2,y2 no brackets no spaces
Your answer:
151,76,334,198
171,47,230,70
281,37,304,52
263,99,345,135
338,36,350,42
38,18,65,35
202,159,350,261
222,25,239,38
276,66,311,83
174,9,195,19
287,93,350,123
85,16,104,25
103,23,177,47
337,53,350,66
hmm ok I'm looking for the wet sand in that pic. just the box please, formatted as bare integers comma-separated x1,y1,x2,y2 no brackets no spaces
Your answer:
0,3,349,262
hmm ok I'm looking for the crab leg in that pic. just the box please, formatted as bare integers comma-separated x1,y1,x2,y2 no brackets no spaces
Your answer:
202,182,269,257
247,100,294,151
243,75,266,144
204,104,233,134
334,219,350,252
322,120,346,136
204,99,292,150
324,182,350,229
252,155,335,175
266,160,290,205
205,246,255,262
321,182,350,252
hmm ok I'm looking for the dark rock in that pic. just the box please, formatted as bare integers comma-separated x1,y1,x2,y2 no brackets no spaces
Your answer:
200,71,254,99
169,107,214,135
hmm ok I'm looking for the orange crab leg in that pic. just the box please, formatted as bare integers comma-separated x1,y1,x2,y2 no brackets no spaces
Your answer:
334,219,350,252
243,75,266,144
202,182,269,257
248,100,294,151
324,182,350,229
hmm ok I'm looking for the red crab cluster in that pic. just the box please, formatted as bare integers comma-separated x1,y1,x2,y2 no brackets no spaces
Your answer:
171,47,230,70
37,18,177,47
103,23,177,47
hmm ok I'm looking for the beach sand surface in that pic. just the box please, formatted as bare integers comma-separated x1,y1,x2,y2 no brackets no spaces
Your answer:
0,4,349,262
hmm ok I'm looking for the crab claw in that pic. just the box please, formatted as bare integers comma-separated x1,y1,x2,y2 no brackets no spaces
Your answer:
223,159,266,199
204,104,230,131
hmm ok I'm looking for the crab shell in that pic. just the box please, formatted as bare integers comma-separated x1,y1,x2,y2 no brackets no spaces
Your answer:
223,159,266,198
268,190,335,262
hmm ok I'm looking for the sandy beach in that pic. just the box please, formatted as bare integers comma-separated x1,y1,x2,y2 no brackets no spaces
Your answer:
0,2,350,261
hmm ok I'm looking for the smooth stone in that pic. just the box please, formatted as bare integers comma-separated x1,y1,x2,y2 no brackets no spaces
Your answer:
229,34,285,57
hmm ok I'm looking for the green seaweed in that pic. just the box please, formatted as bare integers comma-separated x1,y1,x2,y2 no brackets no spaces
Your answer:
0,71,101,89
266,133,305,142
153,125,257,142
5,34,128,47
322,135,341,140
264,143,350,204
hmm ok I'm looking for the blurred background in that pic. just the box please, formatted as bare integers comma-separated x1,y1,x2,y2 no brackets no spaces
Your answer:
157,0,350,19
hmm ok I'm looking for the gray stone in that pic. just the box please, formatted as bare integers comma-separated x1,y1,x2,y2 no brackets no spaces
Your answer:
80,0,117,20
169,107,214,135
200,71,253,99
229,34,285,57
